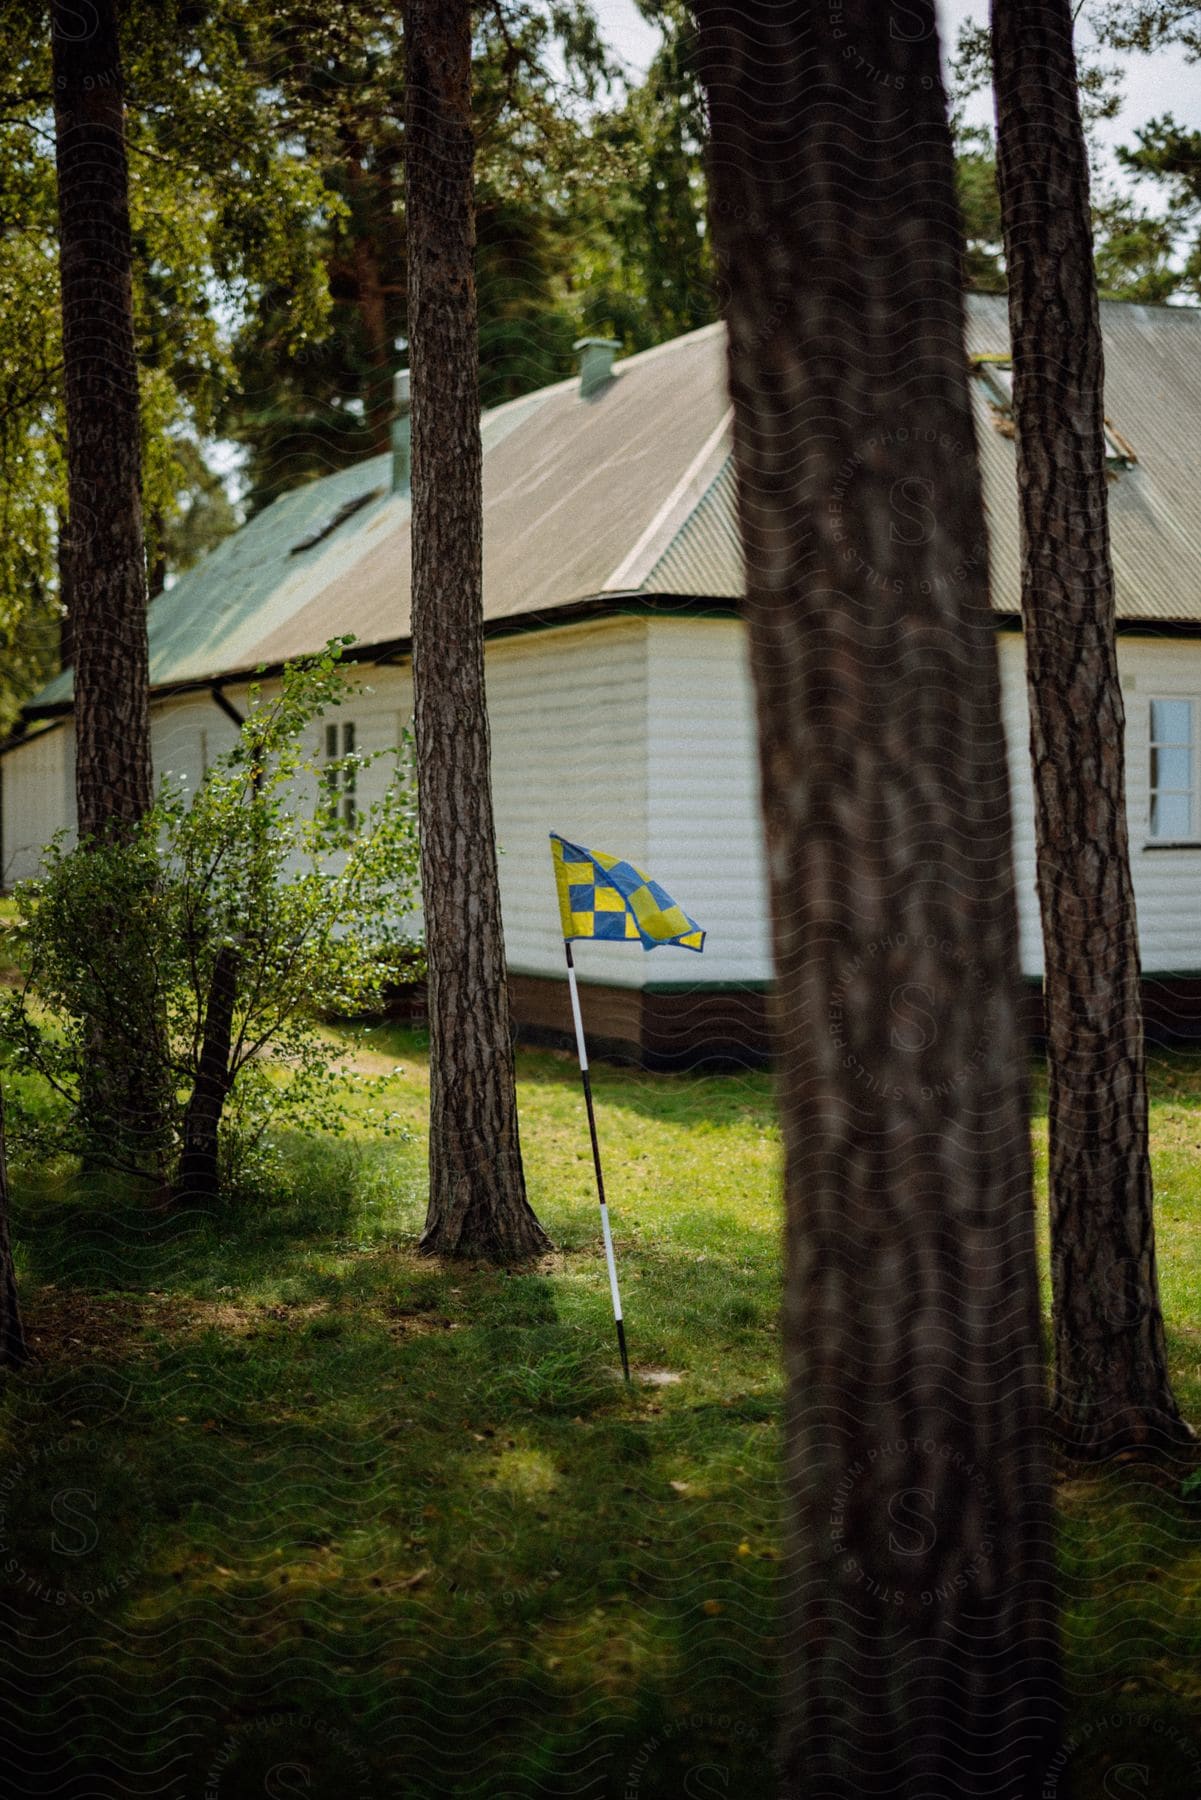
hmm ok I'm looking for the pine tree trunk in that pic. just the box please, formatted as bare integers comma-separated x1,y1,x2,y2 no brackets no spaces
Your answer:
991,0,1192,1458
405,0,550,1262
344,152,397,454
176,946,239,1201
52,0,170,1183
693,3,1060,1790
56,506,73,669
51,0,153,839
0,1083,29,1371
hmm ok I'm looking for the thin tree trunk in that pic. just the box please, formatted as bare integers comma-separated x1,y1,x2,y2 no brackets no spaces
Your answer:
0,1083,28,1370
51,0,153,839
148,505,167,599
991,0,1192,1458
56,505,73,669
177,946,239,1201
52,0,170,1181
693,3,1059,1791
345,153,396,454
405,0,550,1262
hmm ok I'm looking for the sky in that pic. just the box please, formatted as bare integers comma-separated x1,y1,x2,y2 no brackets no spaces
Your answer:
590,0,1201,185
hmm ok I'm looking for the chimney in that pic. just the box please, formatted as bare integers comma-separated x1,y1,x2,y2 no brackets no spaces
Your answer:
573,337,621,399
391,368,411,495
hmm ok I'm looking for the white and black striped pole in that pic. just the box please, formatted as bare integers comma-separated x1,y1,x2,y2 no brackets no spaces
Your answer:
564,940,630,1382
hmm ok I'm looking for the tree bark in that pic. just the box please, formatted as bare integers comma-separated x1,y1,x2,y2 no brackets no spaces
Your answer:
177,946,239,1201
991,0,1192,1458
51,0,153,840
405,0,550,1262
0,1084,28,1370
693,3,1060,1792
344,152,398,455
52,0,170,1181
56,505,73,669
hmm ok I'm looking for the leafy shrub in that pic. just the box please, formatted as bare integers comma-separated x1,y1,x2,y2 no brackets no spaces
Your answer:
1,642,423,1195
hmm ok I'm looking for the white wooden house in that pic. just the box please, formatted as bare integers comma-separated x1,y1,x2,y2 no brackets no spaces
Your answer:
5,295,1201,1063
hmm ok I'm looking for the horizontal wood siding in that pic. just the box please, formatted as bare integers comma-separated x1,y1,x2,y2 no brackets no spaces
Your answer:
995,633,1044,977
646,615,772,985
10,622,1201,1003
1118,636,1201,973
153,694,243,801
999,632,1201,978
509,971,642,1055
487,619,650,988
2,726,72,887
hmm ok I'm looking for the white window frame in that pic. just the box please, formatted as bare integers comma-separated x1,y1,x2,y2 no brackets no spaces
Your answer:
1147,695,1198,846
322,719,357,829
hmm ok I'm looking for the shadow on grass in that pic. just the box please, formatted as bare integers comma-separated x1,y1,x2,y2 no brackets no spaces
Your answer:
6,1043,1201,1795
1,1216,784,1800
8,1131,416,1298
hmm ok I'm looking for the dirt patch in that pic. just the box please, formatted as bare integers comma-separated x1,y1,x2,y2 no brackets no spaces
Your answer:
19,1286,334,1363
18,1277,477,1365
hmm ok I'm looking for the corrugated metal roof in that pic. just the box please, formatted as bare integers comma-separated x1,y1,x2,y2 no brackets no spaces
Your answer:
642,454,741,598
965,293,1201,621
246,324,732,669
25,296,1201,717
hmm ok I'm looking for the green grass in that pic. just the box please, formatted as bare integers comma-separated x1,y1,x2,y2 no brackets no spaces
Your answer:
2,1033,1201,1795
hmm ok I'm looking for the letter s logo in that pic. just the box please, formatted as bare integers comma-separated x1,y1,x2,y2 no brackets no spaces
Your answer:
887,1488,937,1557
52,2,100,41
889,476,937,546
889,983,936,1053
1103,1766,1150,1798
51,1488,99,1557
265,1764,312,1799
684,1766,730,1799
890,3,932,43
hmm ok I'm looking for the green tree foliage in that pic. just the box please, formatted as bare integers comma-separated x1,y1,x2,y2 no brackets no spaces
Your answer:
20,0,1187,743
945,14,1192,301
1,645,422,1195
955,127,1007,291
0,0,330,732
1115,116,1201,299
224,3,622,508
566,1,714,349
1092,0,1201,56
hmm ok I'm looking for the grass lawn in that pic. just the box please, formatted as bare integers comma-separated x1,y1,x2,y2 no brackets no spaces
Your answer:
2,1030,1200,1797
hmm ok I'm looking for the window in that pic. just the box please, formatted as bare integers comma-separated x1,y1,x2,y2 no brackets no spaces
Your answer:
323,720,357,828
1149,699,1194,840
970,355,1136,468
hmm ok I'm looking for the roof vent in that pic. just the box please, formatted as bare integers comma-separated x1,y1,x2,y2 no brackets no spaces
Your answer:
573,336,621,399
392,368,411,495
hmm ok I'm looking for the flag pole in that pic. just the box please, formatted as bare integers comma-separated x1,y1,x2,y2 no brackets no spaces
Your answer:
564,940,630,1382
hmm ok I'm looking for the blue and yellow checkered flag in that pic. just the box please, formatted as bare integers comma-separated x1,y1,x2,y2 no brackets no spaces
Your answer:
550,833,705,953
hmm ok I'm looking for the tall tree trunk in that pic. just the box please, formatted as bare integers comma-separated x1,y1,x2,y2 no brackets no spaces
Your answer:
148,505,167,600
405,0,550,1261
0,1083,28,1370
344,152,397,454
51,0,153,838
991,0,1192,1458
52,0,169,1180
177,946,239,1201
56,505,73,669
693,3,1060,1791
